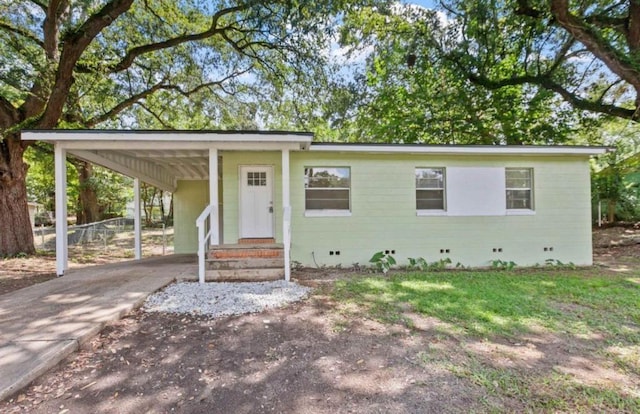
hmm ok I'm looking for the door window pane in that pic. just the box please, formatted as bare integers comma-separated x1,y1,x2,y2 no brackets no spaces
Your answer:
248,171,267,186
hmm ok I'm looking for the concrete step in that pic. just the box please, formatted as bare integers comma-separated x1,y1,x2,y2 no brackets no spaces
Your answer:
206,257,284,270
205,268,285,282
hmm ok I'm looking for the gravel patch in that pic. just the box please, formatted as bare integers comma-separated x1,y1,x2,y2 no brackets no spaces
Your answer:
143,280,312,318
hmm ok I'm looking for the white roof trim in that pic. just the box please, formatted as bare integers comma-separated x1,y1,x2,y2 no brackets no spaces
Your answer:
54,141,304,151
308,144,609,156
22,131,313,150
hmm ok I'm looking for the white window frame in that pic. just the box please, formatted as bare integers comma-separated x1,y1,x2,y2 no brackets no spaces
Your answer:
304,167,352,217
505,168,535,215
416,167,446,216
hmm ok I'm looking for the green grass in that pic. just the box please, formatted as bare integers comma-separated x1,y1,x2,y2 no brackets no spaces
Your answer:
332,269,640,412
333,270,640,339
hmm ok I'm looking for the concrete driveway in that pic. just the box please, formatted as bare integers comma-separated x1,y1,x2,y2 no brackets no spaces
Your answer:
0,255,196,401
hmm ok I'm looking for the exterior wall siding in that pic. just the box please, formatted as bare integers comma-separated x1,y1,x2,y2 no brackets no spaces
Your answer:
174,180,209,254
289,152,593,267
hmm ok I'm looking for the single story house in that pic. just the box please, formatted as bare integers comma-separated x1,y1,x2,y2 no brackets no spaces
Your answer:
23,130,608,282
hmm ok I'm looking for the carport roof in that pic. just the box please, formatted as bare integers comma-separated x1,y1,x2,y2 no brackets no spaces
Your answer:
22,130,314,192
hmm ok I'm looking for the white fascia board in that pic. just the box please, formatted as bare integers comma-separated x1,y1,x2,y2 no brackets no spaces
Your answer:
308,145,610,156
54,140,303,151
70,150,176,192
22,131,312,149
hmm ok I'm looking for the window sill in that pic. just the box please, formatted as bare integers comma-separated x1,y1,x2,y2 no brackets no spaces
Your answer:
506,209,535,216
417,210,447,216
304,210,352,217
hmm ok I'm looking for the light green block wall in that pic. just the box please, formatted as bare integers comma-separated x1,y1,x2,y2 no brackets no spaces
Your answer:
221,151,283,244
173,151,593,267
288,152,593,267
174,180,209,254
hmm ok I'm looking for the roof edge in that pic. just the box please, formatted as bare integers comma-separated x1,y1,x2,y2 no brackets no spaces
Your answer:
22,129,314,137
308,143,610,156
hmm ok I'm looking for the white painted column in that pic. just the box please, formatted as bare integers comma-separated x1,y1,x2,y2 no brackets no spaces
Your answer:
133,178,142,260
282,149,291,281
209,148,219,246
54,144,68,276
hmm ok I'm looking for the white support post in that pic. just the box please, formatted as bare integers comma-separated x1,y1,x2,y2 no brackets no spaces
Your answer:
134,178,142,260
209,148,219,246
54,144,68,276
282,149,291,281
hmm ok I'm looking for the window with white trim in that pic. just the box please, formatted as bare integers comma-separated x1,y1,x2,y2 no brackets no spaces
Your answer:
304,167,350,211
416,168,445,210
506,168,533,209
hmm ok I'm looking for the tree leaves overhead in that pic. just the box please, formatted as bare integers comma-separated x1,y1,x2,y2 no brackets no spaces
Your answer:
439,0,640,122
0,0,378,133
0,0,391,256
334,3,583,144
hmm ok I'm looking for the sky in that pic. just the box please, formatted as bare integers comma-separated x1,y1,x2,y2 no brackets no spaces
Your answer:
409,0,438,9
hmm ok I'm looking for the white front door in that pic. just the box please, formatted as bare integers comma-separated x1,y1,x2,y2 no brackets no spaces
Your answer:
239,166,274,238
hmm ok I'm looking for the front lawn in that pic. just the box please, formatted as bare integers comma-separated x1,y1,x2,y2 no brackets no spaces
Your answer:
332,269,640,412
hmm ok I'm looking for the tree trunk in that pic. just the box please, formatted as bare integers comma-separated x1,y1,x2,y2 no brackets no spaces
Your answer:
0,136,35,255
607,200,616,223
159,190,165,222
77,161,100,224
166,193,174,225
141,183,161,227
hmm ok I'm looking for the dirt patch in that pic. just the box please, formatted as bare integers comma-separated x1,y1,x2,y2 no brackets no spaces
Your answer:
0,255,57,295
0,297,495,414
592,225,640,270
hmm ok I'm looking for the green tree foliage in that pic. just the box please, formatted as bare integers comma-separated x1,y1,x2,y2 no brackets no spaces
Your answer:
589,120,640,222
335,4,589,144
0,0,386,255
435,0,640,122
25,145,132,221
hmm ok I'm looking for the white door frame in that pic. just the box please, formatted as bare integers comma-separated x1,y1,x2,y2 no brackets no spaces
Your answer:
238,165,275,239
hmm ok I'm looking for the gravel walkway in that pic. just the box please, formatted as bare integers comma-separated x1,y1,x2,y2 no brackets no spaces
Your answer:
143,280,312,318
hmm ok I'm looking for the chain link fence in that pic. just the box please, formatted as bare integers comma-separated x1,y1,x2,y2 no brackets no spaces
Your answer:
33,218,173,257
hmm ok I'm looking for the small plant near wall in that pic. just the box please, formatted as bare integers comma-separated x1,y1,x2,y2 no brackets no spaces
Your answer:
407,257,429,271
408,257,452,271
369,251,396,274
291,260,305,271
544,259,577,269
491,259,517,270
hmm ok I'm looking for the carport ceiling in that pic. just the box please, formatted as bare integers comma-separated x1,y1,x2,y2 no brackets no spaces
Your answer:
71,148,210,189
